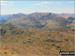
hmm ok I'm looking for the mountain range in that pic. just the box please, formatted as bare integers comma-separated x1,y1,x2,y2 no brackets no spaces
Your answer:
0,12,75,29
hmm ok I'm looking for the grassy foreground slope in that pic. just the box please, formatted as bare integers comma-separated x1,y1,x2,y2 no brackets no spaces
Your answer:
0,23,74,56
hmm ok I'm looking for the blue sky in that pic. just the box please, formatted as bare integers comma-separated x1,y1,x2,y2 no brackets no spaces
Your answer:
1,0,74,15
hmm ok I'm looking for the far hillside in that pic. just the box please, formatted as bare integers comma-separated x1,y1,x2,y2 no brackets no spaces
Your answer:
0,13,75,29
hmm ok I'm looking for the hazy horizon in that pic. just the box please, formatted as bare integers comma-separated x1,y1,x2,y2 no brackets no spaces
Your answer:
1,12,75,16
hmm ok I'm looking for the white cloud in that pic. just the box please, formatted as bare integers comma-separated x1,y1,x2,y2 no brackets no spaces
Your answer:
42,2,49,4
0,1,12,6
33,2,49,7
0,1,8,5
33,1,63,7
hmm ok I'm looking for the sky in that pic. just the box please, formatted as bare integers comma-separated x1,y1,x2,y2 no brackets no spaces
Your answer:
0,0,75,15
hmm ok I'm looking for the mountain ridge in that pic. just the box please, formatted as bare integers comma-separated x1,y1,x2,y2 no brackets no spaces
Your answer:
0,12,75,29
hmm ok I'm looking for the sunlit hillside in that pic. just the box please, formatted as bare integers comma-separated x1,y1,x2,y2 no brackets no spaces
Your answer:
0,23,74,56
